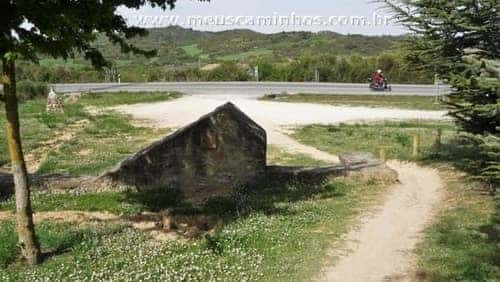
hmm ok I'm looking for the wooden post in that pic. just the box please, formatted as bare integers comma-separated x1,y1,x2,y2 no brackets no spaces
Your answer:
379,147,387,162
412,133,421,158
434,128,442,149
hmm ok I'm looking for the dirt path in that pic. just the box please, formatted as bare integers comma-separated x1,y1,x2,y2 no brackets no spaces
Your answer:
319,161,445,281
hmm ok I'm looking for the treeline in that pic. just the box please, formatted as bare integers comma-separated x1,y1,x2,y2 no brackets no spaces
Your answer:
16,53,432,84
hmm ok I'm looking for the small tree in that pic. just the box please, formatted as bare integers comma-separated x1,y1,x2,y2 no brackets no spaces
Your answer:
0,0,205,265
381,0,499,135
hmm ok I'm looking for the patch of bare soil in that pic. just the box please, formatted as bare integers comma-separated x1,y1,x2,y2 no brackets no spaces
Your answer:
0,119,90,174
0,210,220,242
318,161,445,282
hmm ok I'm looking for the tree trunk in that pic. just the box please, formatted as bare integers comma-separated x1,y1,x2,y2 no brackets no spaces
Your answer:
2,58,41,265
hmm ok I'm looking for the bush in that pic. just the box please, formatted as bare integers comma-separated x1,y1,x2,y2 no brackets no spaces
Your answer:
428,133,500,187
206,62,250,81
16,80,49,100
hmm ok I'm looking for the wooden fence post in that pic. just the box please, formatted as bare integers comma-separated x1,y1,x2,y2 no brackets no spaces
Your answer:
434,128,442,149
413,133,421,158
379,147,387,162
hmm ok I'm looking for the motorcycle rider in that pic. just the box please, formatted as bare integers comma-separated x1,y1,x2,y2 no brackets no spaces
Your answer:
372,69,385,87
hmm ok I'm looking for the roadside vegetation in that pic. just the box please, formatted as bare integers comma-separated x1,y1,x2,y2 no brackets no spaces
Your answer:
262,93,446,111
15,27,432,84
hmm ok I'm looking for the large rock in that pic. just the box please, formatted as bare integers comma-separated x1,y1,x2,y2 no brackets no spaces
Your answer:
101,102,267,201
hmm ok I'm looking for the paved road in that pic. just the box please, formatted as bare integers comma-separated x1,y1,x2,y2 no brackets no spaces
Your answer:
52,82,450,97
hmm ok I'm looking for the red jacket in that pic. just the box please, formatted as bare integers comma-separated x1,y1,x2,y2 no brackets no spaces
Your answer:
373,72,384,83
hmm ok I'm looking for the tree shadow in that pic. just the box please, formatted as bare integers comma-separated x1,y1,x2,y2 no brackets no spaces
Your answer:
422,137,498,193
122,166,347,226
0,172,14,200
421,138,500,279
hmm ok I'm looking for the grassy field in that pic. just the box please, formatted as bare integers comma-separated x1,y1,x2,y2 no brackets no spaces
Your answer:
0,145,391,281
0,92,180,173
267,145,329,167
261,93,447,111
219,49,273,61
181,44,204,57
292,121,456,161
416,169,499,281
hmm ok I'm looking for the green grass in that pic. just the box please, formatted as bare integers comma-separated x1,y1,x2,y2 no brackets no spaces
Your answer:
80,91,182,107
219,49,273,61
0,177,389,281
292,121,456,161
0,220,125,269
267,145,329,167
37,113,170,175
262,93,447,111
0,91,180,170
181,44,205,58
416,169,499,281
0,192,143,215
0,126,392,280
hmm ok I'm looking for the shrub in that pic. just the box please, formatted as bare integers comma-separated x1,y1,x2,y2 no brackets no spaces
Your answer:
16,80,49,100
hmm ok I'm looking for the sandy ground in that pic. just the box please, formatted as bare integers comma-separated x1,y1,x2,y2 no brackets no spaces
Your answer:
115,95,447,163
318,161,445,281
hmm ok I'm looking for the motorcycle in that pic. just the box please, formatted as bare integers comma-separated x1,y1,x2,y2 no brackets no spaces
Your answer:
368,78,392,92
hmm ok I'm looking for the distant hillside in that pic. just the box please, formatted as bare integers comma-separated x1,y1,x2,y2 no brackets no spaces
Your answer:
89,26,404,65
18,26,430,84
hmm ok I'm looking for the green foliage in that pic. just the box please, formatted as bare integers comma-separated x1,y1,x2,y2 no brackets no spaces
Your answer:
0,220,123,269
13,26,433,84
382,0,499,134
263,93,446,111
205,62,250,81
416,172,499,281
181,44,205,57
383,0,500,190
292,121,455,161
15,80,48,101
0,193,143,215
0,1,194,67
428,133,500,185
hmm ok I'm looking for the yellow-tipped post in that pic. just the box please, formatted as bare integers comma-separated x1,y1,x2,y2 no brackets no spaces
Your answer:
379,147,387,162
412,133,421,158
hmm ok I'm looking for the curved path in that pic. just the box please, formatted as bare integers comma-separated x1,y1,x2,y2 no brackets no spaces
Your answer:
319,161,444,281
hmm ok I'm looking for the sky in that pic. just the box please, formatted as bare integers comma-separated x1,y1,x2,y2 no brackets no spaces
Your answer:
118,0,408,36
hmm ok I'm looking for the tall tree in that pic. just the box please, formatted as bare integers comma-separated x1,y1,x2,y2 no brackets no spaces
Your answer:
0,0,205,265
381,0,499,135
